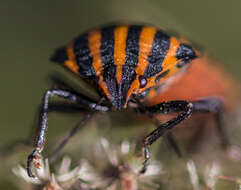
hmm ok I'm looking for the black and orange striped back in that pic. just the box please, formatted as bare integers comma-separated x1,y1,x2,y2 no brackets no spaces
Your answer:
51,24,198,110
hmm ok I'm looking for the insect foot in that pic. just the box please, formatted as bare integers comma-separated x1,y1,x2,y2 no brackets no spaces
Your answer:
27,148,43,178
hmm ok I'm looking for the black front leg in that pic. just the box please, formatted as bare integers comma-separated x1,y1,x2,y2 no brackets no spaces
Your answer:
134,98,183,158
135,101,193,174
27,89,108,178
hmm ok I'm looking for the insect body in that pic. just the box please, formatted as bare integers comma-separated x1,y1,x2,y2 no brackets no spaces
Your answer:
27,24,229,177
52,25,197,109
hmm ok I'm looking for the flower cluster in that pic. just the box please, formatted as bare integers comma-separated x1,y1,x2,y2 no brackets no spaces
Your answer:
13,138,164,190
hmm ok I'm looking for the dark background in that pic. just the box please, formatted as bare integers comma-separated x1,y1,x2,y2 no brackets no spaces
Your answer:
1,0,241,149
0,1,240,189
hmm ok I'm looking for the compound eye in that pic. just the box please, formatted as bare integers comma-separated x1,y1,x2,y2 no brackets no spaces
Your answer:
139,75,147,88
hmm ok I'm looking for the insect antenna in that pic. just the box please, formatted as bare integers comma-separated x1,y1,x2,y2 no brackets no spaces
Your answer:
49,97,106,163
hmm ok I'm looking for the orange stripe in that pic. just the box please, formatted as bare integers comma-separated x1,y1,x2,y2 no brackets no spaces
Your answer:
66,42,76,60
125,78,139,106
88,30,110,98
150,37,180,84
145,38,180,88
125,27,156,102
65,43,79,74
114,26,129,84
162,37,179,68
88,30,103,75
98,75,110,99
136,26,156,75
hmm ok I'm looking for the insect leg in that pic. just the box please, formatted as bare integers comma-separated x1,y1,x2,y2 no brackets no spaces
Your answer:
134,98,182,157
136,101,193,174
151,115,183,157
191,97,230,148
49,96,106,163
27,89,107,178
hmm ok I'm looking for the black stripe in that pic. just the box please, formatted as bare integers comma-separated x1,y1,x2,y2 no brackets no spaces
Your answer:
100,25,115,68
144,30,170,78
125,25,143,67
103,66,119,107
155,69,170,83
50,46,68,64
120,66,137,103
176,43,197,60
100,25,119,107
102,65,137,109
137,87,151,99
176,60,187,68
73,33,95,77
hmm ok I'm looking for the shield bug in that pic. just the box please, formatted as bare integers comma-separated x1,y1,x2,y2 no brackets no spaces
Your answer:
27,24,231,177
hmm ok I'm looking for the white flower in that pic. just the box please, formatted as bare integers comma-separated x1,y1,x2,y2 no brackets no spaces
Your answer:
13,138,164,190
13,156,90,190
86,138,164,190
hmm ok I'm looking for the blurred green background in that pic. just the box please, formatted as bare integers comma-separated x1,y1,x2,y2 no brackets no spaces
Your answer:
1,0,241,148
0,0,241,189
